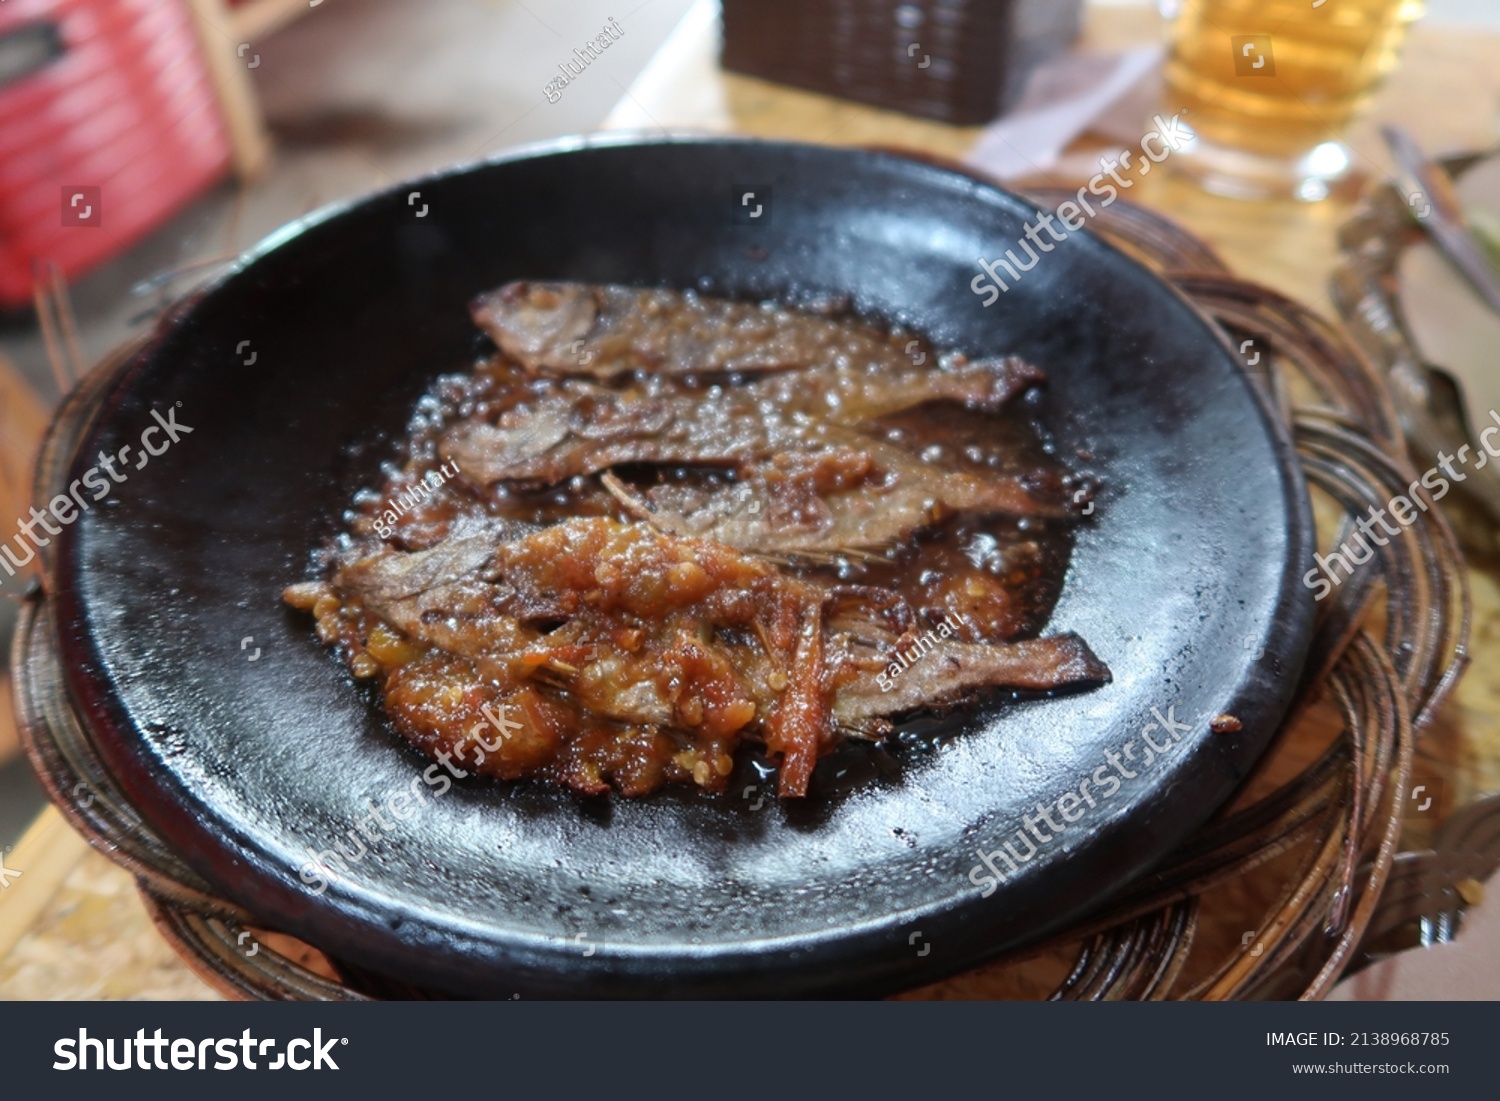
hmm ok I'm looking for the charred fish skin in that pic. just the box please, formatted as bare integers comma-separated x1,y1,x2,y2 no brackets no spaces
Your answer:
604,445,1071,560
439,381,1073,546
470,282,598,371
832,632,1112,726
472,281,936,381
472,282,1053,415
744,352,1047,425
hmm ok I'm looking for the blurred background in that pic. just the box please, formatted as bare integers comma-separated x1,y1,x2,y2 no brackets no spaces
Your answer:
0,0,1497,844
2,0,713,848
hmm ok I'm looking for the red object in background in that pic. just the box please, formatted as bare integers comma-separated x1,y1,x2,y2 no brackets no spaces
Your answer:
0,0,233,309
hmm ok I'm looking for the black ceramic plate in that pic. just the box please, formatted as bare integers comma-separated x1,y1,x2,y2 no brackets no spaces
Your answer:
52,137,1313,998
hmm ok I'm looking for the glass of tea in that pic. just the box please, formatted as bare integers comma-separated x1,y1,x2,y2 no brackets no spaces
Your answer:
1162,0,1425,200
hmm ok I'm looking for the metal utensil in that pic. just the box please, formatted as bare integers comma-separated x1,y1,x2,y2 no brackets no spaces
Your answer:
1381,124,1500,316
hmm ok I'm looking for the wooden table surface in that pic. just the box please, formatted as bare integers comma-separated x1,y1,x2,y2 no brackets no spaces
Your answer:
3,0,1499,1001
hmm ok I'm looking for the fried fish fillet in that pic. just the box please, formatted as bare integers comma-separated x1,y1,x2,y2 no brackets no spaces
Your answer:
472,281,933,380
289,518,1109,797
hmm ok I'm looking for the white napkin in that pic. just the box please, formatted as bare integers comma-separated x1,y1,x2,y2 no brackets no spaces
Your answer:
963,46,1164,180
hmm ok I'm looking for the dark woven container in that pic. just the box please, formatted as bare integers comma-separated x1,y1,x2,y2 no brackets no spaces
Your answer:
720,0,1083,125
